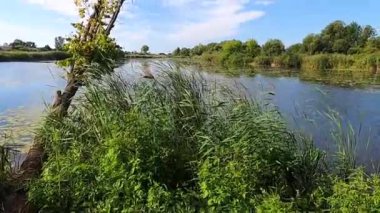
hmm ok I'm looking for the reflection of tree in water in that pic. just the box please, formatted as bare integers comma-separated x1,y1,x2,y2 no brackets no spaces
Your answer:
299,69,380,87
141,61,154,79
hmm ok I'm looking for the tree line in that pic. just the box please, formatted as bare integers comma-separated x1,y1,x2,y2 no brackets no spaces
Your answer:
0,36,66,52
171,20,380,69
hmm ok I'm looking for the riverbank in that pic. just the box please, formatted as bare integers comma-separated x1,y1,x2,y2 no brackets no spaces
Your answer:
254,53,380,72
191,52,380,72
0,51,69,62
172,20,380,74
125,54,168,59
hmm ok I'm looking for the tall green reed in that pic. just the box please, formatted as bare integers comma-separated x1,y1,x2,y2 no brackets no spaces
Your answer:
28,66,327,211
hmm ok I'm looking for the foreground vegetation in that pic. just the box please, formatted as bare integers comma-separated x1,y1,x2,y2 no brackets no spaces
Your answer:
0,145,11,202
0,0,379,209
172,20,380,72
14,69,376,211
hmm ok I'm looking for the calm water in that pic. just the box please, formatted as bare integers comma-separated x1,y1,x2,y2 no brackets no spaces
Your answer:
0,62,65,151
1,60,380,164
0,62,65,113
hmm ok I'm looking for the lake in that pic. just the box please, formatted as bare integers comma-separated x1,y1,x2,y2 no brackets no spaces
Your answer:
1,59,380,165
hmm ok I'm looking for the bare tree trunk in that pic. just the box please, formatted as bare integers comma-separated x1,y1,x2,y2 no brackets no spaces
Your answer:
106,0,125,35
57,78,81,116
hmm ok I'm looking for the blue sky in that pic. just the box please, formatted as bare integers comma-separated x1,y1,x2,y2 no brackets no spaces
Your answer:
0,0,379,53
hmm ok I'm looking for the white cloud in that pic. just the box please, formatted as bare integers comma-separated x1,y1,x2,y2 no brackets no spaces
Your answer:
16,0,267,52
167,0,265,47
162,0,198,7
25,0,134,18
114,27,152,49
110,0,266,52
25,0,77,16
254,0,275,6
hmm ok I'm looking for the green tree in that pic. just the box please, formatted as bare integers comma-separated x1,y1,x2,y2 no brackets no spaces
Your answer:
25,41,36,48
360,25,377,47
345,22,362,46
286,43,303,54
262,39,285,56
10,39,25,49
320,20,346,53
332,38,350,53
191,44,206,56
205,42,222,52
9,0,126,211
54,36,65,50
141,45,149,54
365,37,380,53
173,47,181,56
180,47,190,56
302,34,323,55
222,40,243,55
54,0,126,115
244,39,261,57
41,45,52,51
10,39,36,49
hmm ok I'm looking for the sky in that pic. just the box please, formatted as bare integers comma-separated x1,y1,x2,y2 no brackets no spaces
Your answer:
0,0,379,53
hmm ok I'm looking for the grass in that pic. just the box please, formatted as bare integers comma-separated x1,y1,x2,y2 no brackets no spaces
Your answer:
0,145,12,208
0,62,369,211
0,58,373,211
0,51,69,62
27,67,329,211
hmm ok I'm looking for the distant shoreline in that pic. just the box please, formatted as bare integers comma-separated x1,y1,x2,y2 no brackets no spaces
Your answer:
0,51,70,62
125,54,169,59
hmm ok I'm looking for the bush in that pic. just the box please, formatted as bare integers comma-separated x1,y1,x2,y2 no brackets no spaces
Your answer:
328,169,380,212
301,54,355,71
222,52,251,66
302,54,332,71
284,54,302,68
253,55,272,67
355,53,380,71
197,52,222,65
256,194,293,212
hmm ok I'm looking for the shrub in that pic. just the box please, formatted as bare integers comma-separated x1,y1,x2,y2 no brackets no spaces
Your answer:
256,194,293,212
301,54,333,71
222,52,251,66
198,52,222,65
328,169,380,212
284,54,302,68
354,53,380,71
253,55,272,67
